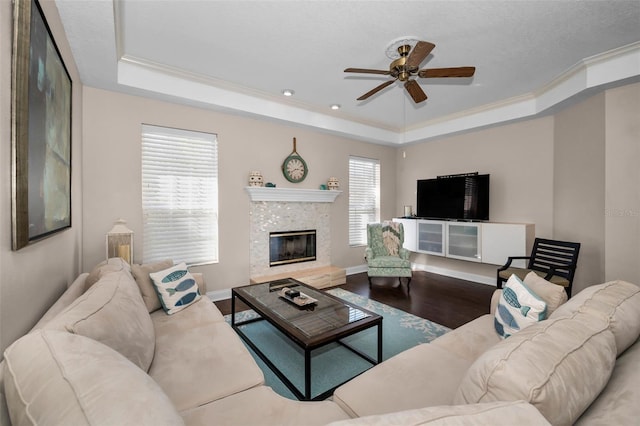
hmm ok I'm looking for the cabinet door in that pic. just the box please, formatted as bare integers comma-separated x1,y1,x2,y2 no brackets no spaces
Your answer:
393,218,417,252
446,223,481,262
416,220,446,256
482,223,534,267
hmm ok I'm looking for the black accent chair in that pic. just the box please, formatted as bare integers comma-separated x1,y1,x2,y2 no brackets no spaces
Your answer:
496,238,581,297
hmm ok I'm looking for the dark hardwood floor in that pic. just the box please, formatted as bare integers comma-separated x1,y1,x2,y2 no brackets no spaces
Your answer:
214,270,496,329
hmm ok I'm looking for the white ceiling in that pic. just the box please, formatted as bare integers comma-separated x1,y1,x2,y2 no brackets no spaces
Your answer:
55,0,640,145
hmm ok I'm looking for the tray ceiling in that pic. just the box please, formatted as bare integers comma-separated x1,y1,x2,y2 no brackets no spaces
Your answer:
55,0,640,145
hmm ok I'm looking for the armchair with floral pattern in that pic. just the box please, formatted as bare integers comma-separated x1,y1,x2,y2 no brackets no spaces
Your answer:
365,222,412,291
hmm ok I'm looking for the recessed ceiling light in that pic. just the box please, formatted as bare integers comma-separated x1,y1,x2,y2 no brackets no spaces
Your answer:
282,89,295,97
330,104,341,110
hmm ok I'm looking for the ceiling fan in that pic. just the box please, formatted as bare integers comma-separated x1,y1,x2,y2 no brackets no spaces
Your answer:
344,40,476,104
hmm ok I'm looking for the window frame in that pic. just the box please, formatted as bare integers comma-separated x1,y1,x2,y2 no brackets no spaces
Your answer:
348,155,381,247
141,124,219,266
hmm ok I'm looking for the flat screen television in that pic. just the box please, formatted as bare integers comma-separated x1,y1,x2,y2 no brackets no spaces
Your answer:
416,174,490,221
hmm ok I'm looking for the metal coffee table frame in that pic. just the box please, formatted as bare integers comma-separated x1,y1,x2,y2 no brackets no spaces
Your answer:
231,279,382,401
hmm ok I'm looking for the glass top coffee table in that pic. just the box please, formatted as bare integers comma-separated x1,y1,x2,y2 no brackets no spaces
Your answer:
231,278,382,401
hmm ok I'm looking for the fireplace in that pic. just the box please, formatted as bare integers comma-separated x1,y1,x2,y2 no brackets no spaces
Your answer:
269,230,317,267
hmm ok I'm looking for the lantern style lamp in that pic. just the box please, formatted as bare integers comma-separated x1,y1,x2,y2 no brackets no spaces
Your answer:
106,219,134,264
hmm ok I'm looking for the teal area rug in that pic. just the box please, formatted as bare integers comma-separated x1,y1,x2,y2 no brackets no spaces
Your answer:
225,288,450,400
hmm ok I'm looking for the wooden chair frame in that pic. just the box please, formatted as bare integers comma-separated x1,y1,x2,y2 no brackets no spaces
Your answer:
497,238,581,297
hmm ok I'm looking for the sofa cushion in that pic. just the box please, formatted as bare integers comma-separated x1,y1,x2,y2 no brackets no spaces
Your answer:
149,262,201,315
44,270,155,371
131,259,175,312
84,257,130,291
151,297,225,334
3,330,183,426
333,343,473,418
454,315,616,426
325,401,551,426
149,318,264,411
431,314,500,362
524,271,568,316
181,385,350,426
494,275,547,338
550,280,640,355
575,338,640,425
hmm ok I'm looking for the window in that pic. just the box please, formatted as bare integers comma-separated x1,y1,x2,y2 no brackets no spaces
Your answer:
141,125,218,265
349,156,380,246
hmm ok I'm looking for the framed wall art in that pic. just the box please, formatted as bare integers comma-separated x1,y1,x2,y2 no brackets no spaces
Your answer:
12,0,72,250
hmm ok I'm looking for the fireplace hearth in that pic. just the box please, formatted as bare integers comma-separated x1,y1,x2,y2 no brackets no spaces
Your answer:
269,230,317,267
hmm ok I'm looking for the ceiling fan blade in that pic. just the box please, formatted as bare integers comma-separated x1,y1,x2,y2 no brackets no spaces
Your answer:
357,80,395,100
418,66,476,78
405,41,436,69
404,80,428,103
344,68,391,75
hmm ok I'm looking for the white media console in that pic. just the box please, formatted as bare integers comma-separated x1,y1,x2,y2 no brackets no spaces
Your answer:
393,218,534,268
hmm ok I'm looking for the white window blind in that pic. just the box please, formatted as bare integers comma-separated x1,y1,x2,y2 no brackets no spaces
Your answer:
141,125,218,265
349,156,380,246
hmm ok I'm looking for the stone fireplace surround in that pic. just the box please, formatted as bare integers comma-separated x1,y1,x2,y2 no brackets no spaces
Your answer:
246,187,341,280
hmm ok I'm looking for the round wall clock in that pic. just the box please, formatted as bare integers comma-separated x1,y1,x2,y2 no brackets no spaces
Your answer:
282,137,308,183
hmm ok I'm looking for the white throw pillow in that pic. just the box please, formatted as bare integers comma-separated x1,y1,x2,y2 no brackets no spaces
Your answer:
494,274,547,338
150,262,201,315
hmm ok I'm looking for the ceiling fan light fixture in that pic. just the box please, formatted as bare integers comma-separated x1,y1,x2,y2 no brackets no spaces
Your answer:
385,36,420,59
282,89,295,97
344,39,476,104
330,104,341,110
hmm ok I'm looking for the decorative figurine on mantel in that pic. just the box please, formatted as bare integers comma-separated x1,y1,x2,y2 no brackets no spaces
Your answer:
248,171,264,187
327,177,340,190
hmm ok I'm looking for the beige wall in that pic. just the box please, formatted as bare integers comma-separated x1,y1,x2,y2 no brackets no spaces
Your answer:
553,93,606,293
0,0,83,354
396,116,555,281
1,0,638,354
81,87,397,291
604,83,640,284
394,84,640,292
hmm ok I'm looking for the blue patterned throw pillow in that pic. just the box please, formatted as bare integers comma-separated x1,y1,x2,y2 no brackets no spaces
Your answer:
149,262,201,315
494,274,547,338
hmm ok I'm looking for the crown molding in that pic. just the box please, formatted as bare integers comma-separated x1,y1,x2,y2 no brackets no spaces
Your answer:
116,42,640,146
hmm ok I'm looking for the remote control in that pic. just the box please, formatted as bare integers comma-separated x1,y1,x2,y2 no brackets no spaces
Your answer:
285,289,300,298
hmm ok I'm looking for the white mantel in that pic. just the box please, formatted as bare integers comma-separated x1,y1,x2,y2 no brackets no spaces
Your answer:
244,186,342,203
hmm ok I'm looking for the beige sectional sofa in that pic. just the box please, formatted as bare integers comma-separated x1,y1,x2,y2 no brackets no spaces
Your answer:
331,277,640,426
0,259,350,426
1,257,638,425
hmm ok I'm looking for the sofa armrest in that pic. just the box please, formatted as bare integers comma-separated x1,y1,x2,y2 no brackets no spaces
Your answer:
364,247,374,261
490,289,502,315
31,273,89,331
0,363,9,426
193,272,206,295
327,401,551,426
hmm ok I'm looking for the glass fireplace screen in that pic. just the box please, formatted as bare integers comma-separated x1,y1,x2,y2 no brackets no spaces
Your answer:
269,230,317,267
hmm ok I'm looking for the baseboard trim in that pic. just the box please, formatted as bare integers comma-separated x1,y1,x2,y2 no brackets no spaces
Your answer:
411,263,496,286
346,265,368,275
348,263,495,286
207,289,231,302
208,263,495,302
